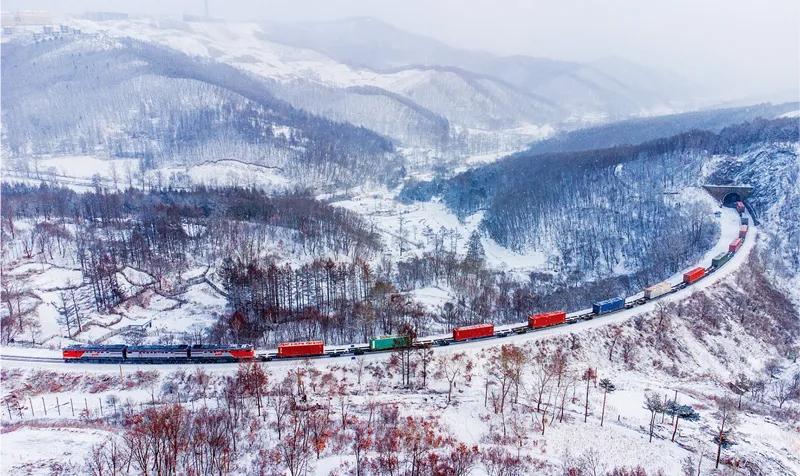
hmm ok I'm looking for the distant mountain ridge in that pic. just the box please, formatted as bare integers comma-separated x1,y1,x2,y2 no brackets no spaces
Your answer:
261,16,700,120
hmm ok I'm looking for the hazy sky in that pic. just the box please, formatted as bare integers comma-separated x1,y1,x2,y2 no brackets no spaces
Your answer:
4,0,799,102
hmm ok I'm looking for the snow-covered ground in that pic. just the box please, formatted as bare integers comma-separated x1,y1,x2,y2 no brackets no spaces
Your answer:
2,233,798,475
2,155,291,193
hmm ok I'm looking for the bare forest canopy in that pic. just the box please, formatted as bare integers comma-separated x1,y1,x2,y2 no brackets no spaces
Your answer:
402,118,798,274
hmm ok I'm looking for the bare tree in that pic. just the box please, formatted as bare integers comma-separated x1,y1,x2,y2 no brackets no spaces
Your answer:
713,397,738,469
582,367,597,423
435,351,474,403
598,378,616,427
644,392,665,443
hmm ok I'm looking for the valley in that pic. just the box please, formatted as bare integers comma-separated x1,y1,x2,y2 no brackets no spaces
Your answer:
1,8,799,476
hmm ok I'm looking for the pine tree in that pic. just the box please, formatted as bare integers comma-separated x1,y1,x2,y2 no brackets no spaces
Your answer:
465,230,485,268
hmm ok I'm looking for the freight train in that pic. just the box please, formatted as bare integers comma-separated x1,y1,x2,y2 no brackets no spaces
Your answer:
63,210,751,364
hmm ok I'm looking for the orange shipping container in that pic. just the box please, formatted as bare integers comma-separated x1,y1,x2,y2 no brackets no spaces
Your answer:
278,340,324,358
528,311,567,328
453,323,494,341
683,267,705,284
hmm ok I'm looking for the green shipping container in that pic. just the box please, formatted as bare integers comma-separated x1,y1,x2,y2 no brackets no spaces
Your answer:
712,252,730,268
369,335,410,350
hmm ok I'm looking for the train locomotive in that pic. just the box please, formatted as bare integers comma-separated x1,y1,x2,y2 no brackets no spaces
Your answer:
63,344,254,363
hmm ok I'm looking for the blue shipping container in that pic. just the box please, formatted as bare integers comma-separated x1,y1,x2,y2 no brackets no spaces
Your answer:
592,297,625,315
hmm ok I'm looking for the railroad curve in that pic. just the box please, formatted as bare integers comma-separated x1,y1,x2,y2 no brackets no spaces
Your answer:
0,207,755,368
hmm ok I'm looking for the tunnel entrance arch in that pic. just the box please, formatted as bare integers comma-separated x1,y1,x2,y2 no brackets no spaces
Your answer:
721,192,742,207
702,185,753,206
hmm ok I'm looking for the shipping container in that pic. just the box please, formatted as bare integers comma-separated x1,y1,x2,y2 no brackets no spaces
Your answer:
729,238,742,253
741,216,749,225
453,323,494,341
592,297,625,315
711,252,731,268
736,201,745,213
369,335,411,351
644,281,672,300
278,340,324,358
683,267,705,284
739,225,748,238
528,311,567,328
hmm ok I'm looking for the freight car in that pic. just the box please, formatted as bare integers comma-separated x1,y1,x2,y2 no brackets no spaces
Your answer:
711,252,731,269
277,340,325,358
369,335,411,351
682,267,705,285
739,225,748,238
729,238,742,253
736,201,746,213
528,311,566,328
644,281,672,300
453,323,494,341
592,297,625,315
741,216,749,225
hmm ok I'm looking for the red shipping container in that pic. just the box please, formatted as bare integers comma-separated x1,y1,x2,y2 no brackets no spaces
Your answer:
739,225,748,238
278,340,324,357
528,311,567,328
736,201,745,213
453,323,494,341
729,238,742,253
683,267,705,284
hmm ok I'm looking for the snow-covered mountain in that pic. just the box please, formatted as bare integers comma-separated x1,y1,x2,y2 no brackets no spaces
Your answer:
3,16,703,157
261,16,700,121
0,26,399,189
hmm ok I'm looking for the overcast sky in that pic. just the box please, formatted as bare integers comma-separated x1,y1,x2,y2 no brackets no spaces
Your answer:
4,0,799,102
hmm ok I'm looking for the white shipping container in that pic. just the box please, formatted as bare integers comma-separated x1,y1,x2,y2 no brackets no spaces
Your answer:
644,281,672,299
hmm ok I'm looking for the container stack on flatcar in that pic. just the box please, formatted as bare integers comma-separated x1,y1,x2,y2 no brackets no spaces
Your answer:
682,267,705,284
739,225,748,238
369,335,411,351
453,323,494,341
644,281,672,300
277,340,325,358
729,238,742,253
528,311,567,328
736,201,746,214
592,297,625,315
711,252,731,268
741,216,749,225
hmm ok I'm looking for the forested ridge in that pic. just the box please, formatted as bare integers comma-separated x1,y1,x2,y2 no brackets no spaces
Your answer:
402,118,798,284
519,102,798,156
1,34,400,188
